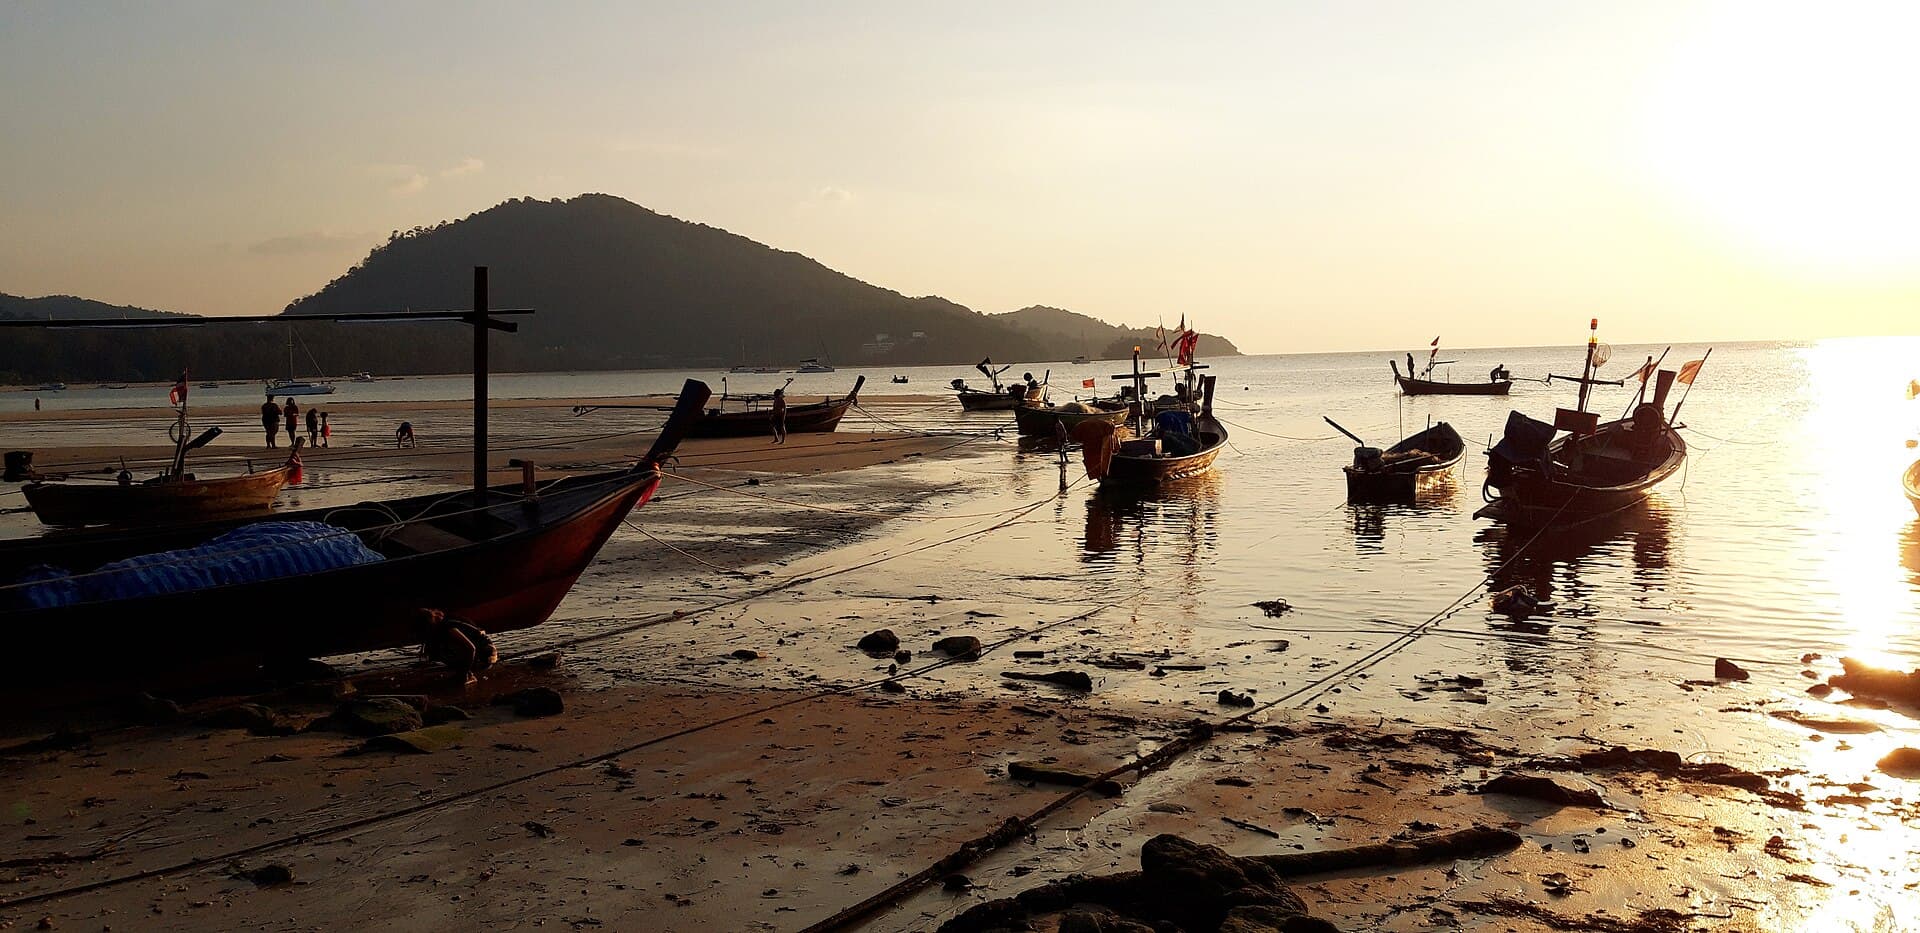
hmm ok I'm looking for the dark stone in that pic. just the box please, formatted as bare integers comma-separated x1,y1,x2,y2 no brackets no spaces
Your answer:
731,649,760,661
1476,773,1604,808
1139,834,1307,929
1808,683,1834,698
894,649,912,664
1217,690,1256,708
880,680,907,694
858,629,900,653
367,694,428,712
200,703,280,734
1877,747,1920,777
1252,599,1292,617
242,863,293,886
423,705,470,725
1001,670,1094,691
527,651,563,671
1714,658,1750,681
933,636,983,660
493,687,564,718
321,698,424,736
127,693,182,724
943,873,973,892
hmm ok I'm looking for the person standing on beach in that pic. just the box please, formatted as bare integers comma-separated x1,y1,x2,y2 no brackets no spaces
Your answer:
261,399,281,448
320,411,331,448
770,388,787,445
305,406,319,448
282,397,299,449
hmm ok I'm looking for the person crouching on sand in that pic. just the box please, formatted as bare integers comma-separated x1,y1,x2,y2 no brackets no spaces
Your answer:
770,388,787,445
261,399,281,448
396,421,416,448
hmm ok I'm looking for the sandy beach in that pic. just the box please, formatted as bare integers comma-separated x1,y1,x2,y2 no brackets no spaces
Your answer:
3,364,1917,932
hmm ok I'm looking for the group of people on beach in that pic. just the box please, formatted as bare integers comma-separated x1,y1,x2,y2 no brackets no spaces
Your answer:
260,397,330,449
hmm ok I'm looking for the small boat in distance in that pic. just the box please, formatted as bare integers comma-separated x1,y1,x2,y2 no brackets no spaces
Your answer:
197,382,220,389
795,358,836,373
891,375,909,384
727,364,783,374
266,326,336,397
575,376,864,439
1391,359,1511,395
349,371,376,383
32,383,67,391
1332,418,1464,503
1072,355,1090,365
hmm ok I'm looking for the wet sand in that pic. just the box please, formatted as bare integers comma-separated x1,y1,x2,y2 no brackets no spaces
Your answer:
0,394,1906,931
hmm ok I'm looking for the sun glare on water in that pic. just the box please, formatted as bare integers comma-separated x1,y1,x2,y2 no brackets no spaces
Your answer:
1644,2,1920,272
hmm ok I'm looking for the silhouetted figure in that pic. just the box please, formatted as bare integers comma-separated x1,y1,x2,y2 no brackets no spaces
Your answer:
320,410,331,448
770,389,787,445
261,399,281,448
396,421,416,448
306,407,319,447
1406,353,1416,376
282,398,299,448
33,398,39,412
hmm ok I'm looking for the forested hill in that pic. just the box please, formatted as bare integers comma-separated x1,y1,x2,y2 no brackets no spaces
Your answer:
993,305,1240,361
0,194,1243,383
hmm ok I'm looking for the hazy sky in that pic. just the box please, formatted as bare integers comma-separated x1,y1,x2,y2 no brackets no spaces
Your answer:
4,1,1917,353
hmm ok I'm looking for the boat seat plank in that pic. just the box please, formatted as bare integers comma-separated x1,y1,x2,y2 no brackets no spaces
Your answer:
380,521,475,555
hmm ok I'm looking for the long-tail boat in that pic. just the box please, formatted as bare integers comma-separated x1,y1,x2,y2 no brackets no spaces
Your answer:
1476,321,1704,527
1075,349,1226,488
0,379,710,684
1391,356,1511,396
1012,398,1129,437
1331,419,1464,503
20,376,303,527
572,376,863,438
954,359,1042,411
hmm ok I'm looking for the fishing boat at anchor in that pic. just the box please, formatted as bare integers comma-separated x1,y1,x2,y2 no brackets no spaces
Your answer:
1476,321,1707,527
1331,419,1465,503
953,359,1042,411
1074,349,1226,488
573,376,863,439
1012,398,1130,437
1391,338,1511,395
18,373,303,527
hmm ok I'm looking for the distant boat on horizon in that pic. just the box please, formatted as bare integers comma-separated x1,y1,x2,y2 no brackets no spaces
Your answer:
33,382,66,391
350,371,376,383
266,326,337,397
795,357,836,373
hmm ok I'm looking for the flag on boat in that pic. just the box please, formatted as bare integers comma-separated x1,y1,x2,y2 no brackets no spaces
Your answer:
168,370,189,406
1909,379,1920,400
1082,378,1096,388
1176,329,1201,367
1430,336,1440,347
1628,359,1656,384
1676,358,1706,384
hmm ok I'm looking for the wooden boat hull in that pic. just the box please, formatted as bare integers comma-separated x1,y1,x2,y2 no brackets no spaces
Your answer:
0,472,656,681
23,459,297,527
1478,418,1686,527
686,377,862,438
0,379,712,685
1342,422,1465,503
1396,374,1510,396
1012,402,1130,437
1905,460,1920,518
957,386,1040,411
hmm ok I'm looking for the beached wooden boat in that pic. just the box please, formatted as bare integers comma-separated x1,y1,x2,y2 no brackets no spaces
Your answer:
22,447,303,527
1904,460,1920,518
687,376,863,438
1391,360,1510,396
0,380,711,683
1012,399,1130,437
1343,421,1464,502
1078,365,1225,488
1477,327,1705,528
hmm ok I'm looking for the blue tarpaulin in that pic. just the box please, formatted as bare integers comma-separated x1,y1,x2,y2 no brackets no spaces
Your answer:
10,520,384,610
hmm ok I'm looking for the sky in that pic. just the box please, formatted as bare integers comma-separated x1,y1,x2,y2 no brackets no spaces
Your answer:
3,0,1918,354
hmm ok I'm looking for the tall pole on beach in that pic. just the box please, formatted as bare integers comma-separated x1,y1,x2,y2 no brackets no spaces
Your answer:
473,266,489,505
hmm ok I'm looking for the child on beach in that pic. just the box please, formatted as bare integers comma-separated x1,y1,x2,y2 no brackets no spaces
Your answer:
320,411,331,448
306,407,319,447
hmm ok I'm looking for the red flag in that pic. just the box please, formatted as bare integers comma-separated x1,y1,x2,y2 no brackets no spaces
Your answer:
168,369,189,406
1628,360,1655,384
1176,330,1201,366
1081,378,1095,389
1676,358,1706,385
1430,336,1440,347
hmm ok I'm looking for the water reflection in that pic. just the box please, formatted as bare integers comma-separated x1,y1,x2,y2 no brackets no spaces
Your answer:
1345,472,1461,552
1081,474,1224,573
1475,502,1674,608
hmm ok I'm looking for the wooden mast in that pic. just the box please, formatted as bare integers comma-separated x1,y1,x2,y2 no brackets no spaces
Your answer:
472,266,488,505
